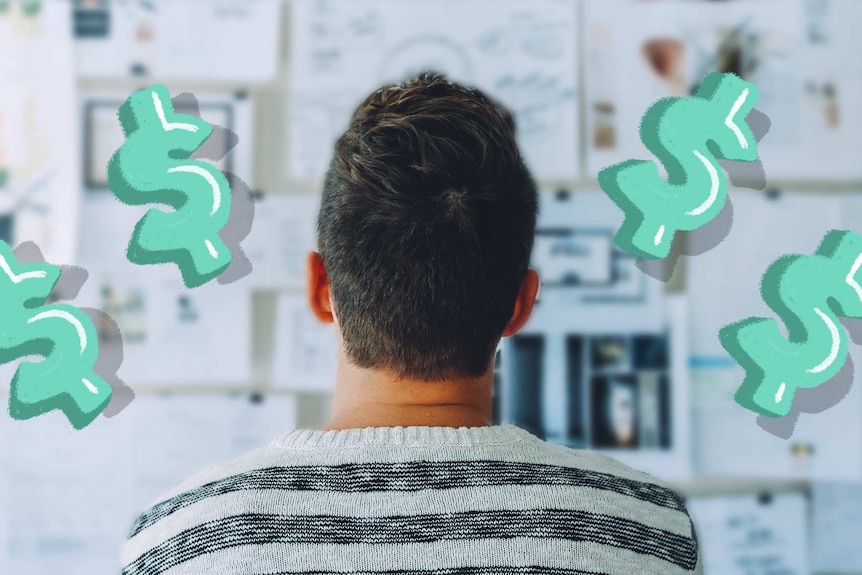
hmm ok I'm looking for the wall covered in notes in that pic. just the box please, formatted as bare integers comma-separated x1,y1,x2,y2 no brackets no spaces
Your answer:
0,1,861,574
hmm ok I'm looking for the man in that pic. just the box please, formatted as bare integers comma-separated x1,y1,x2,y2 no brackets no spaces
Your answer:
122,72,701,575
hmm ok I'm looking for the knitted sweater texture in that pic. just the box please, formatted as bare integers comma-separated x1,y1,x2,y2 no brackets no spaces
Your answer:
122,424,701,575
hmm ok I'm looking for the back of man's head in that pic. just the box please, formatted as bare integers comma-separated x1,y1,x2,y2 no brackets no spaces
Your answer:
318,71,538,382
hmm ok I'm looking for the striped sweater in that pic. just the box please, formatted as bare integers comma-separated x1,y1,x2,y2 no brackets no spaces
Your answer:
122,424,701,575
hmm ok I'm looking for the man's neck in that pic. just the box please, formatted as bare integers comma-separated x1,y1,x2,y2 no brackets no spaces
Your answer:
321,357,494,431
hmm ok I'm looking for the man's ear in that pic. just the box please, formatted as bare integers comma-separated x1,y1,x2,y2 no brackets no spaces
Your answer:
307,251,335,324
502,269,539,337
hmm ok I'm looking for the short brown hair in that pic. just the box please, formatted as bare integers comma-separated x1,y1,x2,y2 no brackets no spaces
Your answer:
317,72,538,380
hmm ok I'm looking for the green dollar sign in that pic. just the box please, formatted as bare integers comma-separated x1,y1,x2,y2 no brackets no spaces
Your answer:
598,72,761,259
0,241,112,429
719,230,862,417
107,84,233,289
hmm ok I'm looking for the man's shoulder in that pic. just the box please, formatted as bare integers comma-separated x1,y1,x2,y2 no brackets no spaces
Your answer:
523,438,693,520
525,435,680,490
525,438,700,570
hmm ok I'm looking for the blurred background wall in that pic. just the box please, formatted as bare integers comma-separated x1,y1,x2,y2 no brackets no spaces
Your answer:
1,0,861,573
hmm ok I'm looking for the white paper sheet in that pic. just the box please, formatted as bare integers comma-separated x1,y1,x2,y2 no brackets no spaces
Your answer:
79,88,255,195
1,408,134,575
0,382,9,575
0,1,81,264
129,394,229,510
129,394,221,510
146,276,253,385
127,392,297,510
75,0,282,81
242,192,320,289
811,481,862,574
585,0,862,181
272,292,338,392
532,231,613,286
76,195,253,386
691,358,862,480
585,0,690,177
523,189,665,334
288,0,579,181
686,492,809,575
688,191,862,480
790,0,862,179
224,392,299,459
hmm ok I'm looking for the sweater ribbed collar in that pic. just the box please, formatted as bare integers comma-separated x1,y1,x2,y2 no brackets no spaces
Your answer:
272,423,533,450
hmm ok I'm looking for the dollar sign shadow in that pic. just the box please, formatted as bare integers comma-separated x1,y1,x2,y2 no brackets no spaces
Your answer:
170,92,255,285
756,317,858,440
638,108,771,283
12,241,134,419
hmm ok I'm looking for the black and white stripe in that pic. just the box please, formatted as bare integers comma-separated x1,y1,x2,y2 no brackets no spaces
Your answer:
268,569,611,575
124,508,697,575
123,427,699,575
128,460,687,538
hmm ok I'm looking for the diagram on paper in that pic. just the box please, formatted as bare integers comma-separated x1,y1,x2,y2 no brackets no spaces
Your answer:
288,0,579,181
